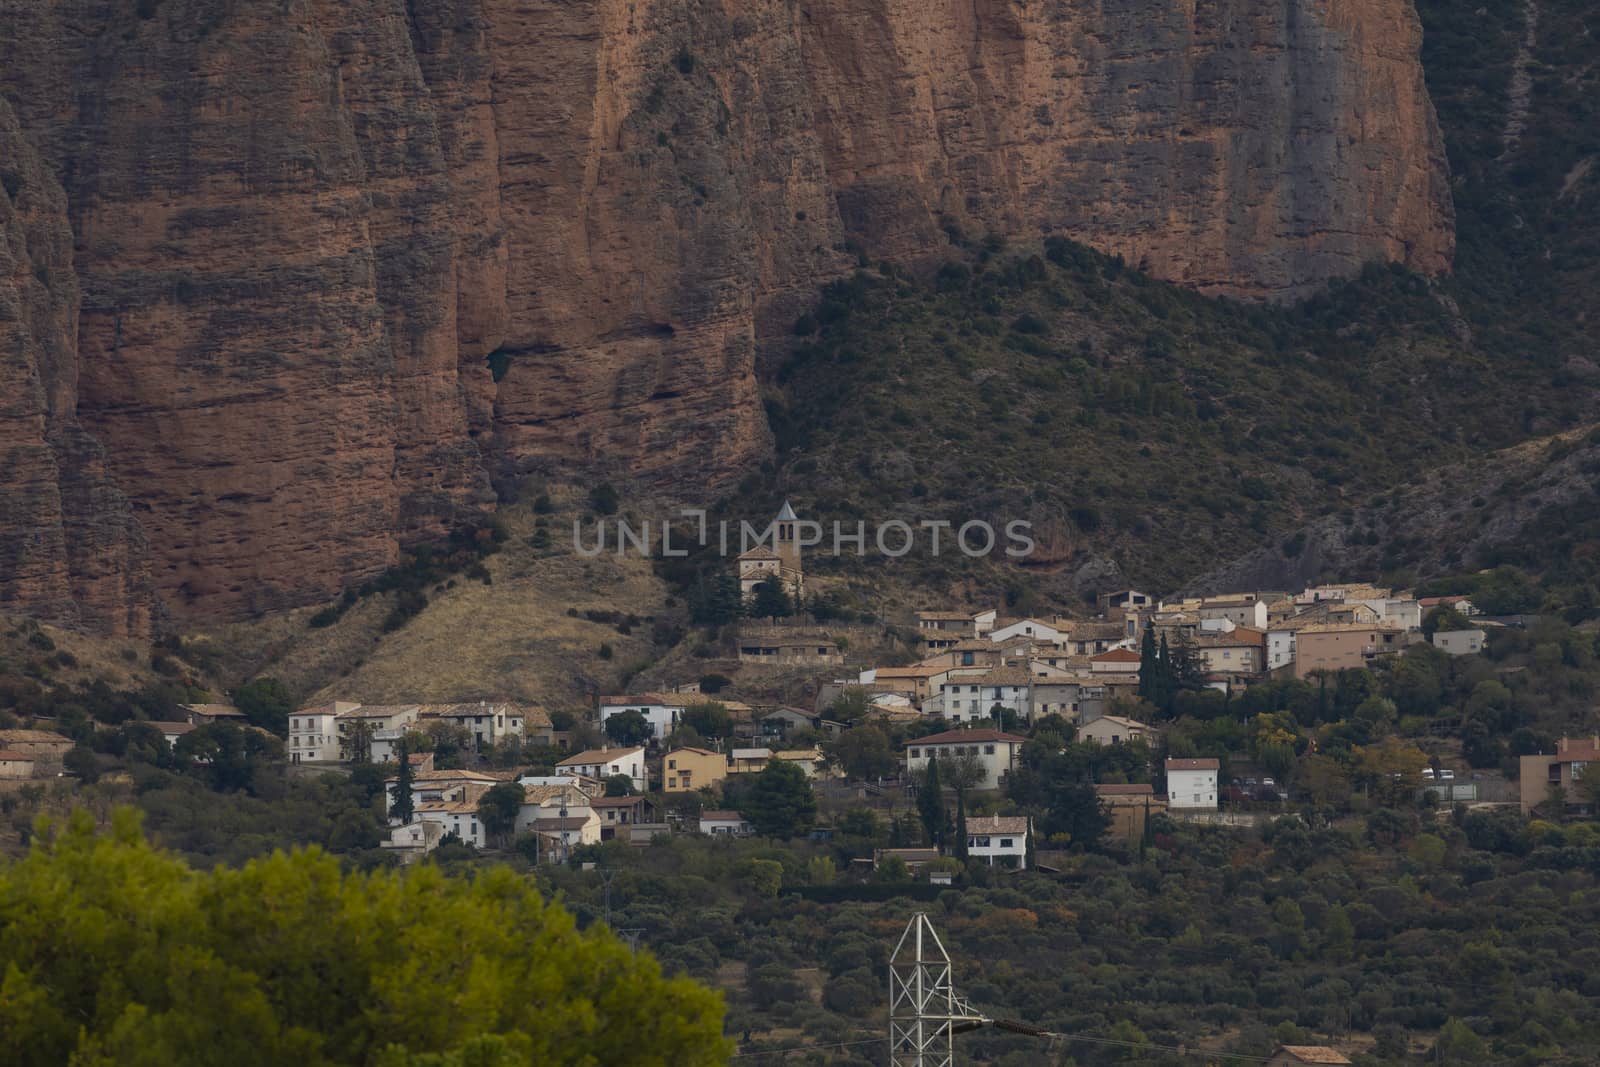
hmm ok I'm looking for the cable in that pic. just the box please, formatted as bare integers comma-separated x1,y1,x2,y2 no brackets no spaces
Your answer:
728,1036,882,1059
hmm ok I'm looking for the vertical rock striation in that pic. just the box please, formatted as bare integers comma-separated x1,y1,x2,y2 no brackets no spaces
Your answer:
0,0,1453,627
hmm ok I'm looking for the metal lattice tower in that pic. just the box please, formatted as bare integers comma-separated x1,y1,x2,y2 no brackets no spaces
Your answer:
888,913,989,1067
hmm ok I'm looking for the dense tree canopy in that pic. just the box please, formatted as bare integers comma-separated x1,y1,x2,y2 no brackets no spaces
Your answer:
232,677,295,736
0,810,728,1067
737,761,816,838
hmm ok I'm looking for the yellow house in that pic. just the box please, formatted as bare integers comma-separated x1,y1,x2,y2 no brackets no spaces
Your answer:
663,747,727,793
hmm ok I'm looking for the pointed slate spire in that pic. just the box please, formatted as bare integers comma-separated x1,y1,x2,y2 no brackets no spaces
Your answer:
776,500,798,521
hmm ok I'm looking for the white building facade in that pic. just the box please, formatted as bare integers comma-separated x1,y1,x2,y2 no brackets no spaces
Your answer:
557,746,649,792
598,696,689,740
289,702,356,763
965,814,1031,869
904,729,1029,791
1165,757,1220,810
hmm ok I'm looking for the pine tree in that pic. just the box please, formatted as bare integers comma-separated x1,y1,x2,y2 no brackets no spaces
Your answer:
750,578,792,619
917,757,947,847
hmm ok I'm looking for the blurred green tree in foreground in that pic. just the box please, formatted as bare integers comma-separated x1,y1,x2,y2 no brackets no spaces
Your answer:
0,809,729,1067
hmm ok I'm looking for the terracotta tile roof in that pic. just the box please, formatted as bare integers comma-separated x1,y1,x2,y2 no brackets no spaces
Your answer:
665,746,722,758
700,810,746,821
1087,715,1154,731
590,795,646,808
599,693,687,706
1095,783,1155,796
532,816,592,832
1166,757,1220,770
1554,738,1600,762
967,814,1029,835
557,747,645,767
0,749,34,761
182,703,245,718
336,704,420,720
906,728,1030,747
918,610,974,621
148,721,196,735
1091,648,1142,662
737,544,780,560
1069,621,1132,640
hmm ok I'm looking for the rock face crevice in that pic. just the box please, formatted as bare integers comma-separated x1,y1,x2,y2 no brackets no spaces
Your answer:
0,0,1452,628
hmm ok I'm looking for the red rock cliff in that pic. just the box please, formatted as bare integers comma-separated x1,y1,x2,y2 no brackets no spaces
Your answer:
0,0,1451,627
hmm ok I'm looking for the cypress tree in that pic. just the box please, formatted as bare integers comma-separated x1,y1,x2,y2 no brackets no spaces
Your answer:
918,756,947,847
391,737,415,825
953,789,970,863
1157,632,1175,712
1138,622,1161,703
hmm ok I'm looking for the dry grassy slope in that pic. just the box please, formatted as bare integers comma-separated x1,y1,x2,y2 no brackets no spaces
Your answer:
191,503,679,711
0,616,165,694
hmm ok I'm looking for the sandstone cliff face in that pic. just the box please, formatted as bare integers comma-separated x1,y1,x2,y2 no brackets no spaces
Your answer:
0,0,1452,627
0,98,155,636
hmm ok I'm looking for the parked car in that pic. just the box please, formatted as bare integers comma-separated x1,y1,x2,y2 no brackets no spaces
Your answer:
1261,777,1276,788
1439,769,1456,781
1244,777,1258,787
1422,768,1436,780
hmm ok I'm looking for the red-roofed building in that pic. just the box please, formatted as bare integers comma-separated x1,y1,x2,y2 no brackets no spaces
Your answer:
1089,648,1143,673
904,728,1030,791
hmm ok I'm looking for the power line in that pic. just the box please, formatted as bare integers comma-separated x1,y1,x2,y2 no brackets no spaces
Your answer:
729,1036,881,1058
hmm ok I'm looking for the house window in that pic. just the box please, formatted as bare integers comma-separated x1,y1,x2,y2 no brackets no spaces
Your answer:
909,748,921,758
984,745,995,755
668,759,677,769
1000,838,1013,848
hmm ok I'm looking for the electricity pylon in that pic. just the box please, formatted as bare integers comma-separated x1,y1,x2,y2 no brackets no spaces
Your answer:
888,912,989,1067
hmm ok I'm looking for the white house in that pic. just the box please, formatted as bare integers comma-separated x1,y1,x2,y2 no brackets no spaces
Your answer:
1432,629,1485,656
415,790,490,848
965,814,1031,870
598,694,689,740
1165,757,1219,810
988,618,1065,645
1078,715,1158,747
936,667,1033,724
336,704,422,762
557,746,648,792
699,810,753,836
1265,625,1299,672
1199,596,1269,630
289,701,354,763
515,786,601,850
381,820,446,863
419,702,526,748
904,728,1030,791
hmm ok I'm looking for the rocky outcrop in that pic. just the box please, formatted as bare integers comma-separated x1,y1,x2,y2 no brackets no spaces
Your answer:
0,98,155,636
0,0,1452,627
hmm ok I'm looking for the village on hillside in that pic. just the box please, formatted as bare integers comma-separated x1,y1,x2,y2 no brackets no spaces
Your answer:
9,505,1584,883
